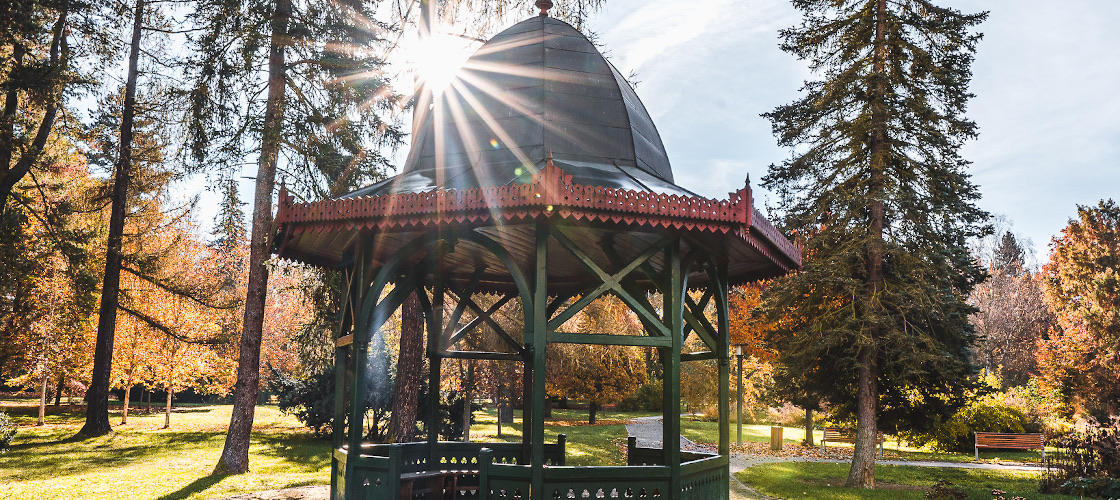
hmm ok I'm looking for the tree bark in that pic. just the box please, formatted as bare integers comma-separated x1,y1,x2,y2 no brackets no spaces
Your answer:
37,372,47,426
588,400,597,425
390,292,424,443
164,388,172,429
462,361,473,441
846,0,887,488
214,0,290,474
121,380,132,425
804,407,814,447
54,375,64,406
80,0,143,437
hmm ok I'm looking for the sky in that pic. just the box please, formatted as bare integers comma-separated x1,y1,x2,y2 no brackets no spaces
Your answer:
186,0,1119,262
582,0,1120,260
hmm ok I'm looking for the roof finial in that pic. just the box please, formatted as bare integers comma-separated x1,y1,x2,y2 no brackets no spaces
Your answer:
536,0,552,16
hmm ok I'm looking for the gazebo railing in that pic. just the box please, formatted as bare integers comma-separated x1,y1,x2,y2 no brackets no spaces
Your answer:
334,437,566,499
474,440,726,500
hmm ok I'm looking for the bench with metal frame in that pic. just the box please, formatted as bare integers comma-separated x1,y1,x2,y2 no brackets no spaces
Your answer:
819,427,884,458
973,432,1044,462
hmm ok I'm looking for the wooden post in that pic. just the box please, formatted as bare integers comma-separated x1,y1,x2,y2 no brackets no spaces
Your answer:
736,349,743,446
664,239,682,497
529,223,549,499
716,263,734,461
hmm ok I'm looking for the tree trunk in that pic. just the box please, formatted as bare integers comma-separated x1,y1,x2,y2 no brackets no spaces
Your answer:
54,375,64,406
37,372,47,426
462,361,473,442
121,380,132,425
80,0,143,437
588,401,597,425
846,0,887,488
164,388,172,429
804,407,814,447
390,292,424,443
215,0,290,475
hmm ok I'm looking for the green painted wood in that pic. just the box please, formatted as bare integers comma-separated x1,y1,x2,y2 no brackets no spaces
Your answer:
444,292,515,348
441,266,485,348
736,354,743,446
458,230,534,329
713,262,731,500
546,331,672,347
680,351,716,361
664,237,683,497
441,350,522,361
449,290,524,353
427,268,444,462
529,223,548,500
547,229,672,337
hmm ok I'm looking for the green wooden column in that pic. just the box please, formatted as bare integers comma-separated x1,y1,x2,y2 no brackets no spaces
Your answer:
715,263,731,500
663,238,682,497
529,223,549,499
427,262,444,459
332,243,364,496
344,245,378,498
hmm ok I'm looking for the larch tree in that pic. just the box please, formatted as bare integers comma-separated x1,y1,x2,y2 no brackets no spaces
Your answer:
968,230,1050,386
182,0,407,473
0,0,107,212
1037,199,1120,419
761,0,988,487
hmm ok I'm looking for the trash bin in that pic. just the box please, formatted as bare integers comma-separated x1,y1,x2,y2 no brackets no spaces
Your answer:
770,426,783,451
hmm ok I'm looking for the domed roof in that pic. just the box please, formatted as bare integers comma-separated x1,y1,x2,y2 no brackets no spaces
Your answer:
347,15,691,198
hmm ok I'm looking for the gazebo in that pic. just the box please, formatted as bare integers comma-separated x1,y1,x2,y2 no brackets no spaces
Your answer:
272,6,800,500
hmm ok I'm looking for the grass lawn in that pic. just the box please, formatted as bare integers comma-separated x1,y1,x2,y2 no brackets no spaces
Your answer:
681,419,1047,464
736,462,1074,499
1,398,330,500
470,408,630,466
0,399,632,499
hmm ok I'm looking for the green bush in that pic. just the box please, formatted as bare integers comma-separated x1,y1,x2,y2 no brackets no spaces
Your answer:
1059,477,1120,499
910,401,1030,453
0,412,15,452
618,381,662,412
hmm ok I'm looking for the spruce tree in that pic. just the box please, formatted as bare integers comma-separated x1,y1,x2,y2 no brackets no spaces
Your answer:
761,0,989,488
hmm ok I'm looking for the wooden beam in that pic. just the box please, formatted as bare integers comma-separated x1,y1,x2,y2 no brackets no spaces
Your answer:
546,332,672,347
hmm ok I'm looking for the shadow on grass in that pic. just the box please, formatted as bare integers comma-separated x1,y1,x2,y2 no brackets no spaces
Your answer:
255,433,332,471
1,430,224,479
156,473,226,500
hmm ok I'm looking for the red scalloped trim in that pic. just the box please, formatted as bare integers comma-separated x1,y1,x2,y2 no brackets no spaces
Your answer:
276,160,755,236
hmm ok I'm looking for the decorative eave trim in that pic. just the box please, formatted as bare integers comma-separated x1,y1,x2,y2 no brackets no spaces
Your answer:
277,160,751,234
274,159,801,269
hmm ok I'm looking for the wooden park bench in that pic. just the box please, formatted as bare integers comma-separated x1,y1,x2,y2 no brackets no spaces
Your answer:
820,427,884,458
974,432,1044,461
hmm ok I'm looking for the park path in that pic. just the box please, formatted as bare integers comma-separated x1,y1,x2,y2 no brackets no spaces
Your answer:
624,416,1044,500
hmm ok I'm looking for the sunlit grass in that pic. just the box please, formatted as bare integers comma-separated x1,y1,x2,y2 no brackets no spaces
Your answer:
0,398,329,500
469,408,630,466
681,419,1047,464
736,462,1073,499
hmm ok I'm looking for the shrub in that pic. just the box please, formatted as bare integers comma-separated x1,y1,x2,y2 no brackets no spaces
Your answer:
1057,477,1120,499
0,412,15,452
269,367,337,438
910,401,1030,452
765,403,808,426
1043,422,1120,494
618,382,662,412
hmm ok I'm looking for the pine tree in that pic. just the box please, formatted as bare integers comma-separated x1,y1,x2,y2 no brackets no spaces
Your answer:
761,0,989,488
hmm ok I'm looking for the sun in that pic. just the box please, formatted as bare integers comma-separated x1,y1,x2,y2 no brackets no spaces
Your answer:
407,33,473,96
